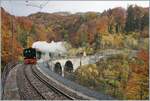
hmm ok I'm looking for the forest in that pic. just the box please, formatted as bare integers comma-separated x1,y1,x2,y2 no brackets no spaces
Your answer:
74,49,149,99
1,5,148,65
1,5,149,99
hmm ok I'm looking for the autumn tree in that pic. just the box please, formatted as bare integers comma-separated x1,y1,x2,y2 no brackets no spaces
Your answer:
61,28,68,42
80,32,88,47
30,24,36,35
18,30,28,48
125,49,149,99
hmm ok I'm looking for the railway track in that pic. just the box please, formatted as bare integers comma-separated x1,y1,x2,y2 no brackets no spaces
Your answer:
17,64,74,100
17,65,44,100
23,65,46,99
31,65,74,100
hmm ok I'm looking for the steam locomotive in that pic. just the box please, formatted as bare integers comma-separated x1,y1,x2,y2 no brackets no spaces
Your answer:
23,48,37,64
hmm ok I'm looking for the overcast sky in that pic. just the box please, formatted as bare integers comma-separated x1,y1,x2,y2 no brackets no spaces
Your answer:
1,0,149,16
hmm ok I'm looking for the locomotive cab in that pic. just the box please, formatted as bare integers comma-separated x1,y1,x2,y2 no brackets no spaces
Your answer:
23,48,37,64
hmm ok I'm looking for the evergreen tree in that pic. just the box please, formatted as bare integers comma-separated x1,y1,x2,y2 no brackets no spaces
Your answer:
94,33,101,51
141,12,149,30
61,28,68,42
125,5,135,32
125,5,145,32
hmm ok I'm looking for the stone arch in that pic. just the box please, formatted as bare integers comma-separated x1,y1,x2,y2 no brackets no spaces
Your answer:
54,62,62,75
36,51,42,59
64,60,73,73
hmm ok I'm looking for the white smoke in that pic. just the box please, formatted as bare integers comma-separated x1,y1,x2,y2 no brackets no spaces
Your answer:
32,41,67,54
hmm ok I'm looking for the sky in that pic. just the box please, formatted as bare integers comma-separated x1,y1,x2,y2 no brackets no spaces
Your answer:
1,0,149,16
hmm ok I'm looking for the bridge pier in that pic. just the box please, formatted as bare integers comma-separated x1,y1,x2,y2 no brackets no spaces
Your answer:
62,65,64,77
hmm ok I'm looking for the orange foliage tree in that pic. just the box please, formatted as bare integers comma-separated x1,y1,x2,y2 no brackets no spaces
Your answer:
125,49,149,99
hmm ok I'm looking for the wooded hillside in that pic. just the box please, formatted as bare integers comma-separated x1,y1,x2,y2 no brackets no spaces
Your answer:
1,5,149,66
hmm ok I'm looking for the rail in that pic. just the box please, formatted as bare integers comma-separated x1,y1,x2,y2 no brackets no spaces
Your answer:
31,65,75,100
23,65,46,99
